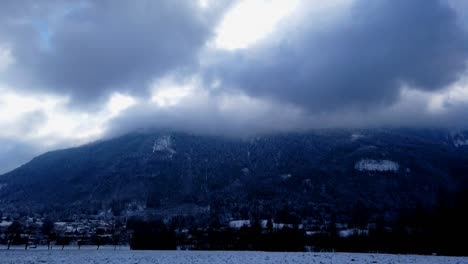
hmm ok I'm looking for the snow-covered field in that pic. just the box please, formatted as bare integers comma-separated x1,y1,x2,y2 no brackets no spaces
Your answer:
0,249,467,264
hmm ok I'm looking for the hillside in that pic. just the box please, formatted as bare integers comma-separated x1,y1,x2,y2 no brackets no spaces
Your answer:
1,129,468,225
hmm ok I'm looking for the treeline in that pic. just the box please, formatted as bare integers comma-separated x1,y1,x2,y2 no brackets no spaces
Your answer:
127,214,468,255
127,187,468,255
128,218,306,251
311,188,468,256
128,219,176,250
189,224,306,251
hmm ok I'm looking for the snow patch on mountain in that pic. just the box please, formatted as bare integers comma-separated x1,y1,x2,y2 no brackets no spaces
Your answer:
450,131,468,147
152,135,176,157
454,138,468,147
350,133,365,141
355,159,399,172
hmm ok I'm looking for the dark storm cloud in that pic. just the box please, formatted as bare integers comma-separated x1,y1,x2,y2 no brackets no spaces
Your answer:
2,0,467,111
1,0,231,106
103,88,468,141
206,0,468,112
2,0,468,174
104,95,310,138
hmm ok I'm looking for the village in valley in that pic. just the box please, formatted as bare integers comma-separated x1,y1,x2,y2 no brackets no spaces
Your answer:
0,210,371,252
0,213,128,250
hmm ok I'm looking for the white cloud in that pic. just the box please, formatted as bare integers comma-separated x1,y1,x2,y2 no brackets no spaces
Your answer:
212,0,354,50
0,86,138,165
107,93,138,117
213,0,300,50
427,78,468,113
0,44,14,73
199,0,211,9
150,77,197,108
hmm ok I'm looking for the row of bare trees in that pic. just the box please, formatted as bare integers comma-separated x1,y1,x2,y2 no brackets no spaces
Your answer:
2,218,127,250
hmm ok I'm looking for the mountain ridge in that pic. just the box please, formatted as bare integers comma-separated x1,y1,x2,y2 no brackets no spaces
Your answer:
1,128,467,225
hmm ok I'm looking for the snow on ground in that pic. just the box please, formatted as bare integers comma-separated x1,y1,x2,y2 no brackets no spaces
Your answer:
355,159,399,172
338,228,368,238
0,249,466,264
0,220,12,227
228,220,302,229
229,220,251,228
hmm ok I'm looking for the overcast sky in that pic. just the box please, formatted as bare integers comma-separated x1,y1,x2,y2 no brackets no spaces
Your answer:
1,0,468,173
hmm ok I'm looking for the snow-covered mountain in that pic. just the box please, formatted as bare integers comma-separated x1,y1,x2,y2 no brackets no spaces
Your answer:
0,128,467,223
